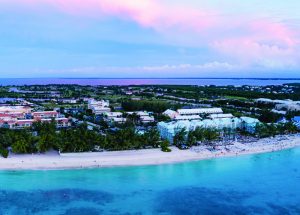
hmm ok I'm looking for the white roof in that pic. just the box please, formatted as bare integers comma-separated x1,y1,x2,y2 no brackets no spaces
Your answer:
105,112,123,117
140,116,154,121
127,111,150,116
163,109,177,115
136,111,149,116
177,108,223,115
209,114,234,119
113,117,126,122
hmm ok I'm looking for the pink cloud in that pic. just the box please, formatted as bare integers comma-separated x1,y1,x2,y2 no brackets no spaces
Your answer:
7,0,300,69
18,0,216,31
212,20,300,68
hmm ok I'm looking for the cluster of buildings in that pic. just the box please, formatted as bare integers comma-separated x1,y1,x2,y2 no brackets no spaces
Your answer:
159,108,260,142
104,111,155,124
87,99,155,124
0,106,70,129
256,98,300,112
163,108,225,121
88,99,111,114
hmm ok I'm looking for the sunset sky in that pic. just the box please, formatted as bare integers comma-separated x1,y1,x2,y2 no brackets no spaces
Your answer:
1,0,300,78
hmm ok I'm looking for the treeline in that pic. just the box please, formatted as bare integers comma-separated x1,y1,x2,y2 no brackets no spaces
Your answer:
173,127,221,148
159,85,300,101
0,121,162,158
256,122,298,138
122,100,180,113
172,122,299,149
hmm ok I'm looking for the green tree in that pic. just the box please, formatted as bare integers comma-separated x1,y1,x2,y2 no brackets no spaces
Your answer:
161,139,171,152
187,132,197,147
173,128,187,147
12,137,30,154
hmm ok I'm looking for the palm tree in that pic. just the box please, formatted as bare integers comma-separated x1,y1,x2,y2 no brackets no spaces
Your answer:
187,132,197,147
284,122,298,134
173,128,187,147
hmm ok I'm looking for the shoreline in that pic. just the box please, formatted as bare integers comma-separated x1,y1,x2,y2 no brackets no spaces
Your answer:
1,134,300,171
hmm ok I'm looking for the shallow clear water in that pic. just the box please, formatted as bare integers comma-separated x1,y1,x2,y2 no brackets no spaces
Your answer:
1,148,300,215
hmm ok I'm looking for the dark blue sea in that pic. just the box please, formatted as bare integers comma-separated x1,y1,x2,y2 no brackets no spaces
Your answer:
1,147,300,214
0,78,300,86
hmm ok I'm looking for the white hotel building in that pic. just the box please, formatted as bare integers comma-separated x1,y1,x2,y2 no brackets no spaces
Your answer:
159,108,260,143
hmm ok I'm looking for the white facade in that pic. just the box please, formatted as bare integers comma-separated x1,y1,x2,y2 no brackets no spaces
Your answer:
158,117,260,143
88,99,111,114
209,114,234,119
174,115,201,121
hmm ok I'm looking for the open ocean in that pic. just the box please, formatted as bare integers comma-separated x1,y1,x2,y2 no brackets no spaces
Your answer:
0,78,300,86
1,147,300,215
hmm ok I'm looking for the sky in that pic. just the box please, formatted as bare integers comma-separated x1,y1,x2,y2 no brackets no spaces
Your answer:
0,0,300,78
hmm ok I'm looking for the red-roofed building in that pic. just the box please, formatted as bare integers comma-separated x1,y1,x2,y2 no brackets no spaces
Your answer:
15,120,34,128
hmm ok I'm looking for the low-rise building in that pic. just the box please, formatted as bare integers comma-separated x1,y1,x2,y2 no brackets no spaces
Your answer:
33,111,59,119
163,109,179,119
158,117,260,143
177,108,223,115
127,111,155,124
140,116,155,123
163,108,223,121
104,112,126,124
209,114,234,119
88,99,111,114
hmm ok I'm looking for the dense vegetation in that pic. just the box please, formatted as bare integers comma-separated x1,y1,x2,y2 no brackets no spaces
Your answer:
173,127,221,148
255,122,298,138
0,122,161,158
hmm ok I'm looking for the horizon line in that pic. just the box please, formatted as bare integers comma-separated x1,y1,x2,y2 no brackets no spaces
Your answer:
1,77,300,80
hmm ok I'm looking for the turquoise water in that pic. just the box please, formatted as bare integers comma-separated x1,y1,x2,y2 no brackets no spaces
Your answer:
1,148,300,215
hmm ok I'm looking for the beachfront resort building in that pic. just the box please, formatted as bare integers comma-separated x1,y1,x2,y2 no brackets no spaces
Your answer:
88,99,111,115
158,117,260,143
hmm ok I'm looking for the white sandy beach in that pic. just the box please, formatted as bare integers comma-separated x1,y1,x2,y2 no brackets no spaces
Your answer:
1,134,300,170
